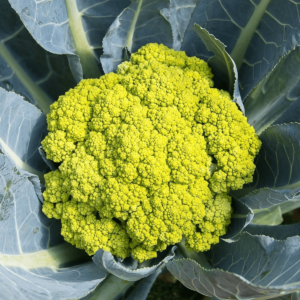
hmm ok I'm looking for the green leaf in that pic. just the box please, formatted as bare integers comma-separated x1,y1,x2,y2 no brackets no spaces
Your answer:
192,25,244,113
245,47,300,134
100,0,173,73
180,0,300,101
167,233,300,299
0,1,76,114
8,0,131,79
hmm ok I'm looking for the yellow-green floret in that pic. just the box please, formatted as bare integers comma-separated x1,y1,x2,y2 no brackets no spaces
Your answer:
41,43,261,262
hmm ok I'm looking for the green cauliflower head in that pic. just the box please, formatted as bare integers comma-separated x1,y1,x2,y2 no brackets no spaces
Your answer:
41,43,261,262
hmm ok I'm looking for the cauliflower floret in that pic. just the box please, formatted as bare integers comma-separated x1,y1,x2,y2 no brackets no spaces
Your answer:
59,145,103,204
42,170,69,219
195,88,261,192
42,43,261,262
61,200,131,258
41,130,75,163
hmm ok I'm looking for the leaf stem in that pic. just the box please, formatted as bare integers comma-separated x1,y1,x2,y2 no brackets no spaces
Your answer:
126,0,143,52
230,0,271,70
86,274,134,300
0,41,52,114
64,0,101,79
0,243,89,269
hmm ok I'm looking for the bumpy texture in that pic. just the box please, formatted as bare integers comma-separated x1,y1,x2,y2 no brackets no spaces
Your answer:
42,43,261,262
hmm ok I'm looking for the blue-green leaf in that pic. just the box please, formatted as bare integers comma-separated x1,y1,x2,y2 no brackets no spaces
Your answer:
222,197,253,241
160,0,197,50
0,89,48,182
0,152,106,299
167,233,300,299
251,205,283,225
8,0,131,79
100,0,173,73
245,47,300,134
273,99,300,127
93,246,176,281
181,0,300,101
38,147,57,172
232,124,300,215
245,223,300,240
125,269,161,300
0,1,77,114
84,274,134,300
192,25,244,113
238,188,300,225
278,292,300,300
232,123,300,224
240,188,300,210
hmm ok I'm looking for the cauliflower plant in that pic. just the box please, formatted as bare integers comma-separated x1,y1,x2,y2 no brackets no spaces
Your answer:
42,43,261,262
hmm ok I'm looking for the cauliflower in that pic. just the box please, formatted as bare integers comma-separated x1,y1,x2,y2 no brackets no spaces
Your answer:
41,43,261,262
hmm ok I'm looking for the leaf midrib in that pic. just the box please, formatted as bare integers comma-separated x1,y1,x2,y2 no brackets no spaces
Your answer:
126,0,143,52
0,137,44,182
65,0,101,78
0,41,52,114
230,0,271,70
0,243,87,270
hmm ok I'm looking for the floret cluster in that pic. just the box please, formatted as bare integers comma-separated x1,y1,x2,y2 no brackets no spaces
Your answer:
42,43,261,262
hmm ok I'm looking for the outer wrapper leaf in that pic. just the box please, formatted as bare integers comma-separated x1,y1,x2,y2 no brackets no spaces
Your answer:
221,197,253,242
181,0,300,100
240,188,300,226
0,88,48,180
0,152,107,300
192,24,244,113
251,205,284,225
0,90,107,299
245,223,300,240
278,292,300,300
100,0,173,73
0,1,76,113
160,0,197,50
168,233,300,299
245,47,300,134
8,0,131,79
93,246,176,281
125,269,162,300
38,147,58,172
232,123,300,223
